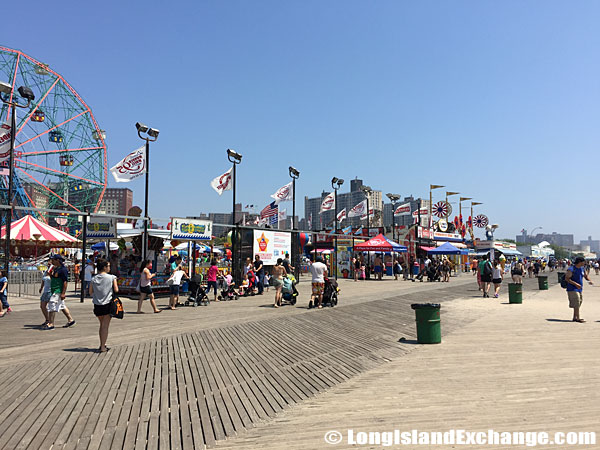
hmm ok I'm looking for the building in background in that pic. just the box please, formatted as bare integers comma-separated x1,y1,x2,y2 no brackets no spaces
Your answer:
382,195,420,229
580,236,600,254
304,178,382,230
99,188,133,220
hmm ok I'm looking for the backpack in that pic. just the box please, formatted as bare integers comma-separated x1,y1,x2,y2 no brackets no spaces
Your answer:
560,268,571,289
483,261,493,276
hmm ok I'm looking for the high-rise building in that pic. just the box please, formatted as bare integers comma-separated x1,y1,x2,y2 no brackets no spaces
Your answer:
580,236,600,253
383,196,421,228
304,178,383,230
99,188,133,220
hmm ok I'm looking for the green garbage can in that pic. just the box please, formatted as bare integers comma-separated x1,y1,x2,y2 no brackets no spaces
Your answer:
557,272,565,284
411,303,441,344
537,275,548,290
508,283,522,304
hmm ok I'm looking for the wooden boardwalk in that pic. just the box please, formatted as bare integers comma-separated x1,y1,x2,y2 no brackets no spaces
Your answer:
0,276,537,449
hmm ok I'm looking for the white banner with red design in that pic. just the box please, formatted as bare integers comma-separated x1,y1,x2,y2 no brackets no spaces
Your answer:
394,203,411,216
210,167,233,195
110,145,146,182
348,199,367,218
271,182,293,204
320,192,335,213
0,124,13,164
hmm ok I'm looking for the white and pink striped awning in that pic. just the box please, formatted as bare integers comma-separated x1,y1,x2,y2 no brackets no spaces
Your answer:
1,215,78,243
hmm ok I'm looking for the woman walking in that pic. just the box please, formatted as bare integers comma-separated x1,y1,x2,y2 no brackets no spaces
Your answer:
492,260,503,298
137,260,161,314
511,260,524,284
0,270,9,317
90,258,118,353
206,259,219,303
272,258,287,308
38,268,52,326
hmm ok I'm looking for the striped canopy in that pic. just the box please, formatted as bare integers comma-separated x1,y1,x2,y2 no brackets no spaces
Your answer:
1,215,78,244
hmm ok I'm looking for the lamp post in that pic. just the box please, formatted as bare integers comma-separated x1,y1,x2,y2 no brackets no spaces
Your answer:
530,226,542,242
331,177,344,280
386,193,401,240
227,149,242,282
360,185,372,232
289,166,299,230
0,81,35,275
135,122,159,262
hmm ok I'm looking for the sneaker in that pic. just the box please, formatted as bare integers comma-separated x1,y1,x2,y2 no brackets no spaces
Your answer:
7,307,12,313
494,294,499,298
42,325,55,330
64,320,76,328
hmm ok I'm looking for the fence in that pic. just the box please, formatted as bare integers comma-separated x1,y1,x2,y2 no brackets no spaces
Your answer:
8,270,43,297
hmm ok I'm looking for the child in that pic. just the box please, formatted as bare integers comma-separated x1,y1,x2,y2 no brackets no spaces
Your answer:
264,273,270,292
239,274,249,296
0,270,9,316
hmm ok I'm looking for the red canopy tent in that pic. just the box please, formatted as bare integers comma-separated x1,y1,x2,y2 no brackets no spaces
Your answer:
353,234,407,252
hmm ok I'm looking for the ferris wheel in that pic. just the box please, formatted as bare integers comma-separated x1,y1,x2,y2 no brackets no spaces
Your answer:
0,46,107,229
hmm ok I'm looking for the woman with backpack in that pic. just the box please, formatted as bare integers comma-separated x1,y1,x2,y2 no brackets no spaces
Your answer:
479,254,493,298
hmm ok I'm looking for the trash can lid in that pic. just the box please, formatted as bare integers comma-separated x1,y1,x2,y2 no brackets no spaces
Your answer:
411,303,441,310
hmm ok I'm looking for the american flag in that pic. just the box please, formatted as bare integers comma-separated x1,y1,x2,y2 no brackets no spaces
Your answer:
261,201,278,224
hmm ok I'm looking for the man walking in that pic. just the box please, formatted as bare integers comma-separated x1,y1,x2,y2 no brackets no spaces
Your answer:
253,255,265,295
310,256,328,309
44,254,76,330
565,256,592,323
478,254,493,298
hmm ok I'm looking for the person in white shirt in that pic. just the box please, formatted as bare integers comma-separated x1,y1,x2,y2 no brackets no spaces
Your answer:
492,260,504,298
84,260,95,298
168,268,188,310
310,256,328,309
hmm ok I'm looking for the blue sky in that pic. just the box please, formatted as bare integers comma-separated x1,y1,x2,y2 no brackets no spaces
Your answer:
2,0,599,241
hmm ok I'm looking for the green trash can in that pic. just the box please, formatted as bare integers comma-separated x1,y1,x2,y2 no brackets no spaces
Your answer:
411,303,441,344
537,275,548,290
508,283,522,304
557,272,565,284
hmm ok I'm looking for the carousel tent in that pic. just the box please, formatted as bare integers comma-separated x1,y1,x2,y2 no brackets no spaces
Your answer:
427,242,462,255
0,215,78,246
353,234,407,252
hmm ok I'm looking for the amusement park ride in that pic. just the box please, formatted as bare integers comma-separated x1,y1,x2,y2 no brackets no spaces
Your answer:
0,46,107,232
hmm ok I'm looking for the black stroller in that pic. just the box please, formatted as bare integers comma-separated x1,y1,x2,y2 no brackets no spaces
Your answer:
218,280,239,301
186,274,210,306
308,277,339,308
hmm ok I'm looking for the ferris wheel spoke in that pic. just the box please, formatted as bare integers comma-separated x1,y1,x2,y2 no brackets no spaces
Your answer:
15,167,82,212
15,77,59,137
15,159,104,186
19,146,103,157
4,52,20,122
14,109,89,150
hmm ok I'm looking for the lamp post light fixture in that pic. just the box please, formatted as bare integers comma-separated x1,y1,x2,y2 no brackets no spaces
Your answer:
359,185,373,231
227,149,242,282
331,177,344,280
289,166,299,230
0,81,35,275
136,122,159,262
386,193,401,240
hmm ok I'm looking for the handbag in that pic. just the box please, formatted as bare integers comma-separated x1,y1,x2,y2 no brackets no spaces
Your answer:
110,282,124,319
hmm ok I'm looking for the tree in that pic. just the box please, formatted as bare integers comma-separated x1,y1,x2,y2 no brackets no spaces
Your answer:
549,244,569,259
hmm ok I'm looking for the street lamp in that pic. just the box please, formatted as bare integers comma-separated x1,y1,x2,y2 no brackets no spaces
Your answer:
0,81,35,275
289,166,299,230
227,149,242,282
530,226,542,242
136,122,159,262
331,177,344,280
386,193,401,240
359,185,372,231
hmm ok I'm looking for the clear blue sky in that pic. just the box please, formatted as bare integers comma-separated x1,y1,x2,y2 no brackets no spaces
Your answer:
3,0,599,241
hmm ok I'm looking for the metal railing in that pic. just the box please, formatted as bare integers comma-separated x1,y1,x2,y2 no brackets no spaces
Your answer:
8,270,43,297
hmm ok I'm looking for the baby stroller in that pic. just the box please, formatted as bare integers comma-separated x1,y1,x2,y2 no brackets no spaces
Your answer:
186,274,210,306
281,274,298,305
308,277,339,308
427,265,441,282
241,270,257,297
218,277,239,301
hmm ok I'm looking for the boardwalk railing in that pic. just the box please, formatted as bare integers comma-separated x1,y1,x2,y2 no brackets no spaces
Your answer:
8,270,43,297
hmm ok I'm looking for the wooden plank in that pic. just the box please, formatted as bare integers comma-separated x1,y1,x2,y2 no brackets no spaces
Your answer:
146,339,162,450
133,340,158,450
182,333,216,448
173,334,193,450
158,338,171,450
167,336,182,450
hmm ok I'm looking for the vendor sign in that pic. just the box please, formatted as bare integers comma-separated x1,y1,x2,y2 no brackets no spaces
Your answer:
253,230,291,265
86,216,117,239
171,218,212,240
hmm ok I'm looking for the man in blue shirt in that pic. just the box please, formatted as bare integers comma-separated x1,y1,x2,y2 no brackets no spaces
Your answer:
565,256,593,323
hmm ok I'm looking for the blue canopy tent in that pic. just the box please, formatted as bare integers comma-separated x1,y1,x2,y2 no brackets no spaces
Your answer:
427,242,462,255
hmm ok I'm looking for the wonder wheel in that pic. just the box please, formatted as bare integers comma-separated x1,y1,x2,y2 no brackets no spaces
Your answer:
0,46,107,230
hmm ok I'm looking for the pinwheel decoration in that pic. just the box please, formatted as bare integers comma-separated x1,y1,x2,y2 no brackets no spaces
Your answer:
474,214,489,228
433,201,452,218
